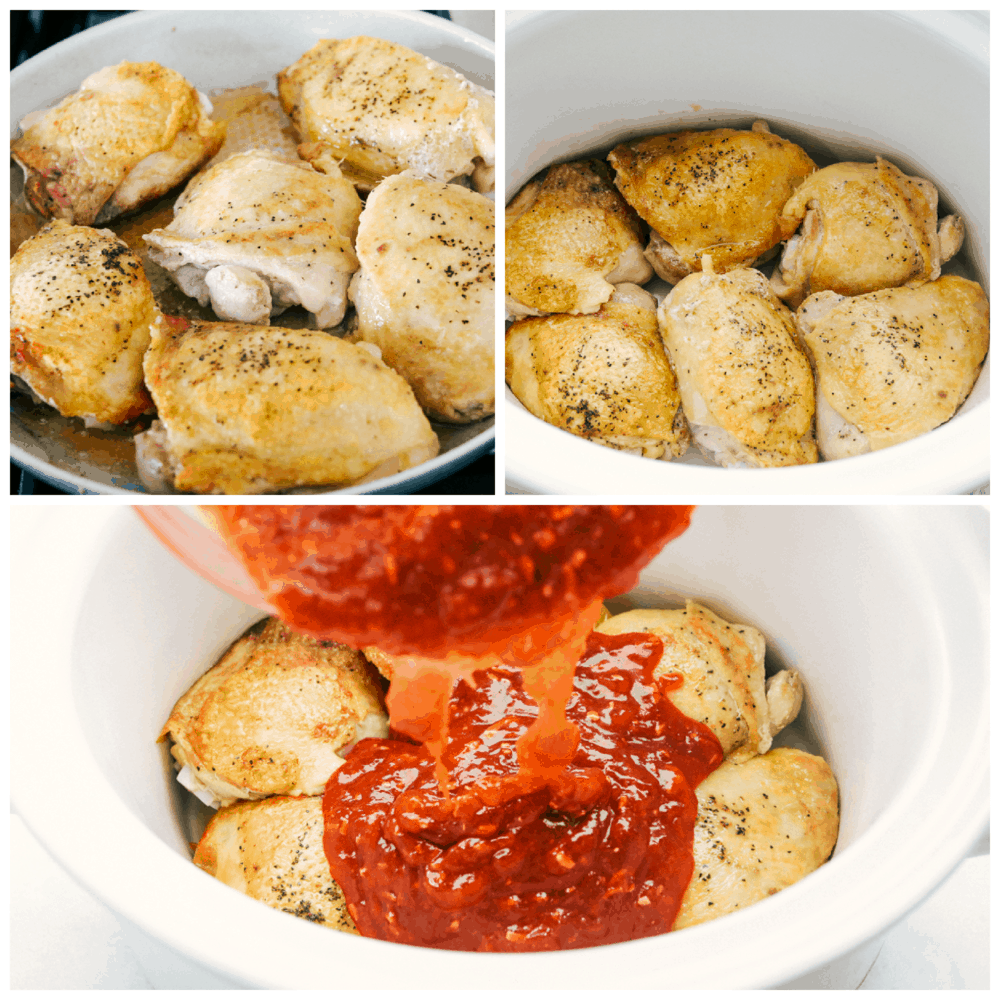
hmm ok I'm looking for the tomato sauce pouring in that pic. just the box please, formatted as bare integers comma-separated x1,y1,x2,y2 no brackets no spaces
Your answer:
211,504,717,949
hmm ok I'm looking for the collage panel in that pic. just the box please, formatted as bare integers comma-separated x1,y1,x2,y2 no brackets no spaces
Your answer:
6,5,990,992
504,10,988,496
11,10,497,497
10,502,988,987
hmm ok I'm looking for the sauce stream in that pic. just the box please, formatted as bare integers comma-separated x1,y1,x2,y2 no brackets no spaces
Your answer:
210,505,710,948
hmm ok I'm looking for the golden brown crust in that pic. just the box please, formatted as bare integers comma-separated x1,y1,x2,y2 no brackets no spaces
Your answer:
797,276,989,453
161,618,386,803
609,125,814,276
674,748,839,930
141,315,439,494
10,220,157,424
658,265,818,467
597,602,771,763
11,61,225,225
194,795,358,933
277,37,494,192
347,174,495,423
505,301,689,459
772,158,962,307
505,159,650,315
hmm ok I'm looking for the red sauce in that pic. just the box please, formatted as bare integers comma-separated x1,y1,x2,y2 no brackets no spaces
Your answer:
211,504,711,947
323,632,724,950
211,505,692,660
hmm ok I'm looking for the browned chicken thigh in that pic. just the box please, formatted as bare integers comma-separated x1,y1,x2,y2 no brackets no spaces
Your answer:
143,150,363,329
658,261,818,467
137,316,439,494
505,287,689,459
505,159,652,317
772,157,965,307
278,37,494,193
160,618,387,808
796,276,989,459
348,173,494,423
596,602,804,763
674,748,839,929
609,121,814,282
10,220,158,425
11,61,224,226
194,795,358,933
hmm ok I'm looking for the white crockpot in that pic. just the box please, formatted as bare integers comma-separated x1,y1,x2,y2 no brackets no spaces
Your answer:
10,505,987,988
505,11,989,494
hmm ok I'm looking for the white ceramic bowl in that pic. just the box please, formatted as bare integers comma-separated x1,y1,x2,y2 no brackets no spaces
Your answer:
505,11,989,495
11,505,987,988
10,10,494,495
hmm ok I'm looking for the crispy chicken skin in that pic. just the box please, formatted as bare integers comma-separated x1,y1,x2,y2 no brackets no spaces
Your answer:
10,220,157,425
347,174,494,423
143,150,363,329
658,261,818,468
796,277,989,459
138,316,439,494
608,122,814,282
194,795,358,933
11,61,224,226
674,748,839,930
505,296,690,459
160,618,387,808
505,159,652,317
597,602,800,764
771,157,965,308
277,37,494,193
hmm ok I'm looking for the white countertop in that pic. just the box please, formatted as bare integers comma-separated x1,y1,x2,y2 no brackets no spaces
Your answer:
11,811,988,989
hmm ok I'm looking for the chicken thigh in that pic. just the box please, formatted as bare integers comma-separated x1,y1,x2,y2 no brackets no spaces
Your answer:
596,602,802,764
348,173,494,423
505,290,690,459
673,748,839,930
137,316,439,494
796,276,989,459
608,122,814,282
658,261,817,467
194,795,358,933
771,158,965,308
278,37,494,193
10,220,157,425
143,150,363,329
505,159,652,318
11,61,224,226
160,617,387,808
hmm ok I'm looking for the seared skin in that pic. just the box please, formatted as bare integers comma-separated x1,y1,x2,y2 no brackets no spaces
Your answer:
160,618,387,807
658,263,818,468
674,748,839,930
796,277,989,458
505,298,689,459
144,150,363,329
10,220,157,425
597,602,780,763
609,122,814,280
348,174,495,423
139,316,439,494
194,795,358,933
505,159,652,316
772,158,965,308
11,61,224,226
277,37,494,192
